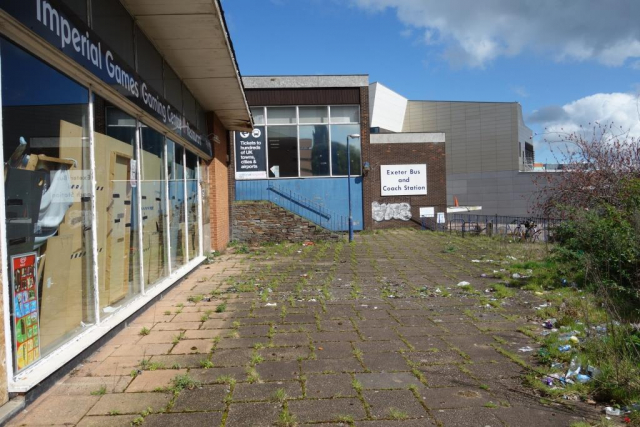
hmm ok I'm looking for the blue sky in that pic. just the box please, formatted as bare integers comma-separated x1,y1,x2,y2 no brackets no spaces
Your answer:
222,0,640,162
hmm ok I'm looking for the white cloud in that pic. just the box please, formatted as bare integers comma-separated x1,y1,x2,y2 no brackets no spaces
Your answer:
350,0,640,68
528,92,640,138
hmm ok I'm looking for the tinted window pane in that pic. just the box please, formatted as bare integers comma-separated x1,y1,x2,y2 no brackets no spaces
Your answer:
299,125,329,177
168,141,185,268
95,99,142,317
185,151,199,260
1,38,94,366
331,125,361,176
330,106,359,124
164,63,182,112
140,125,168,287
299,106,328,124
251,107,265,125
183,85,197,124
135,26,163,95
267,107,296,125
267,126,298,177
196,102,207,134
92,0,135,67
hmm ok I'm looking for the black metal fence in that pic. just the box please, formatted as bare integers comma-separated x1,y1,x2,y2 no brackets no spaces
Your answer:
447,213,562,242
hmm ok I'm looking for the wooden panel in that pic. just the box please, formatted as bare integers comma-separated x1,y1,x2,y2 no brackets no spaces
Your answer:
245,88,361,106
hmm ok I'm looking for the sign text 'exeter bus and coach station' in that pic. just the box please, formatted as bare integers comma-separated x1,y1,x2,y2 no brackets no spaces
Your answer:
380,164,427,196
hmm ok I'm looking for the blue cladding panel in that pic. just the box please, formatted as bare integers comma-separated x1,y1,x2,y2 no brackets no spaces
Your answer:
236,178,363,231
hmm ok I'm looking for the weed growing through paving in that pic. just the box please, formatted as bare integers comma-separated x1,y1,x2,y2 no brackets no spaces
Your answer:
199,359,214,369
90,385,106,396
389,408,409,420
272,388,287,403
246,367,261,383
139,358,165,371
139,327,150,336
187,294,204,303
276,405,297,427
216,302,227,313
171,331,186,345
351,379,363,393
169,374,201,394
337,415,355,425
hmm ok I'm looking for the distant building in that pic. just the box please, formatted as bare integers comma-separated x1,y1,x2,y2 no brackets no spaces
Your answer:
369,82,542,217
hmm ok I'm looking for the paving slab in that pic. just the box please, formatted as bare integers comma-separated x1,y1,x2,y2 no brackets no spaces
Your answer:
88,392,171,415
363,389,429,419
288,397,367,423
225,401,282,426
143,411,223,427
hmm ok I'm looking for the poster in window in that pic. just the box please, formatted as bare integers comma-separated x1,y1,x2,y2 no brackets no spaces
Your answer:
11,252,41,371
235,127,267,179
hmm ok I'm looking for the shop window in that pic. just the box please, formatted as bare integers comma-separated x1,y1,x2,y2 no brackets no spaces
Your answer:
299,106,328,124
185,151,199,260
267,107,296,125
60,0,88,23
135,26,164,96
91,0,135,67
330,106,359,124
93,98,142,317
164,64,182,114
200,159,211,252
251,107,265,125
1,38,94,370
267,126,298,178
299,125,329,177
331,124,361,176
140,125,168,287
167,141,185,269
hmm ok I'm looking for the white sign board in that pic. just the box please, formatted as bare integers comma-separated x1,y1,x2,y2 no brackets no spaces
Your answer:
437,212,446,224
380,164,427,196
419,207,435,218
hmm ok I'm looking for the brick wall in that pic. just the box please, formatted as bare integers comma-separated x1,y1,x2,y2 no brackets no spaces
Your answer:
207,113,231,251
232,201,340,244
362,140,447,229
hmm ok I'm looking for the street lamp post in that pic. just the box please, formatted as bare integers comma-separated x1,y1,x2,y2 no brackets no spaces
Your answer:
346,134,360,242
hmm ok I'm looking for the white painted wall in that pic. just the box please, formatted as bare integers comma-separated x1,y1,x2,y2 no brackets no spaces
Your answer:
369,82,408,132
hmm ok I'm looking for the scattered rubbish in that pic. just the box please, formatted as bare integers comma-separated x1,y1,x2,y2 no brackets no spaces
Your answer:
308,298,317,302
512,273,522,279
575,374,591,383
302,241,315,246
265,303,277,307
558,345,572,352
543,319,557,329
300,274,308,278
457,281,471,287
472,259,481,263
480,273,487,278
544,377,554,386
518,346,534,352
587,366,601,378
534,303,550,310
506,256,517,260
605,407,622,416
534,291,544,296
551,362,564,370
569,336,580,344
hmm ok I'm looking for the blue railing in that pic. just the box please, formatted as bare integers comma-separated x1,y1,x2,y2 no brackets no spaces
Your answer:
236,181,348,232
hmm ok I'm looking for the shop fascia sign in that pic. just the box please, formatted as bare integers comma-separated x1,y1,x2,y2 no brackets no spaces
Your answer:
0,0,212,157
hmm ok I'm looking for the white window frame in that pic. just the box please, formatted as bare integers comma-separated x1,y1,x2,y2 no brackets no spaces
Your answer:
258,105,362,180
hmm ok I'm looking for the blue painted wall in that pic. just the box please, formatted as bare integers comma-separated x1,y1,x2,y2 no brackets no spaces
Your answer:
236,178,364,231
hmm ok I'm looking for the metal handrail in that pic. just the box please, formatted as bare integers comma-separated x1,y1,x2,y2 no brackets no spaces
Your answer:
267,182,331,219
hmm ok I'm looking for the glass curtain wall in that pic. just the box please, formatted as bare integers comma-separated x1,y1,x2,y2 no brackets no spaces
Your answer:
94,97,141,315
167,141,186,269
186,151,199,260
0,37,205,376
255,105,361,179
1,38,95,369
140,126,168,287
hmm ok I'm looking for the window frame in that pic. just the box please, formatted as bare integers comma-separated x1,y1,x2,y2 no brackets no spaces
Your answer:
251,105,362,179
0,35,207,389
